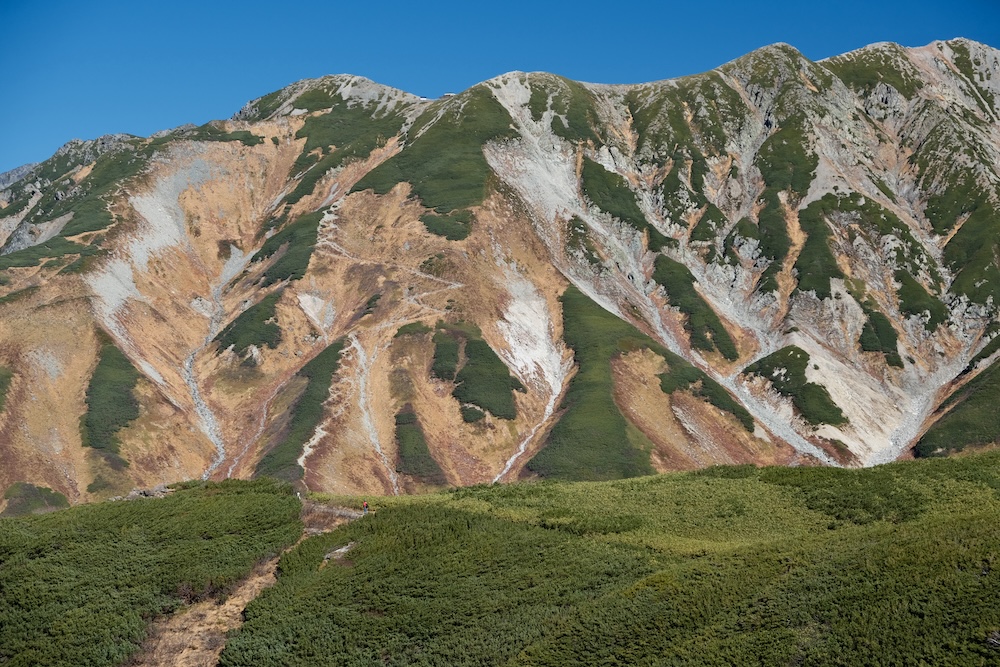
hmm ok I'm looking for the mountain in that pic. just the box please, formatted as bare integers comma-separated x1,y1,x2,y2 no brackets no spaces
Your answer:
0,38,999,505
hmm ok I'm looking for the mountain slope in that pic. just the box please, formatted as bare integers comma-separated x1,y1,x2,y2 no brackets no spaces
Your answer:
0,40,999,503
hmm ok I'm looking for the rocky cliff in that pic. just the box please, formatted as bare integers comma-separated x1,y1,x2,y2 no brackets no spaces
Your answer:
1,38,998,505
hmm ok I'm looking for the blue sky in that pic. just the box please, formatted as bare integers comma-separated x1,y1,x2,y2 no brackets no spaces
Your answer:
1,0,997,174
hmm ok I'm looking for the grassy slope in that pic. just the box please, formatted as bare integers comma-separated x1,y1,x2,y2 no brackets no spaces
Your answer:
0,480,301,667
221,452,1000,666
255,339,346,481
527,286,751,482
82,338,142,465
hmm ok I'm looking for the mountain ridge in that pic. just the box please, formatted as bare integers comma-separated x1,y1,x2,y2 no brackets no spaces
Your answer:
1,37,999,507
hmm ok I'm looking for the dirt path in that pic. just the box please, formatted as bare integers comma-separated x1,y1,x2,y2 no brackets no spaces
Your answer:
129,502,361,667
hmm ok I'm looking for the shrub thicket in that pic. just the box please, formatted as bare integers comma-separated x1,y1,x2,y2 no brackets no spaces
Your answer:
222,453,1000,666
0,479,302,667
353,86,517,213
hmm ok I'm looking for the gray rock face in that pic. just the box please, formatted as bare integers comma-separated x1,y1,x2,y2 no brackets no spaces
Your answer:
0,163,37,191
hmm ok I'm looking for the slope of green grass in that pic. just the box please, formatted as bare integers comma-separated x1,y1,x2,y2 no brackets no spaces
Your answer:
744,346,846,426
859,308,904,367
221,452,1000,666
1,483,69,518
652,255,738,360
285,104,405,206
214,292,283,357
793,195,845,300
824,45,924,97
82,337,141,466
528,286,751,481
917,358,1000,457
580,158,672,251
431,323,523,420
420,210,473,240
526,287,655,481
394,407,446,485
255,210,323,286
255,339,345,481
0,479,301,667
453,339,523,421
352,86,516,213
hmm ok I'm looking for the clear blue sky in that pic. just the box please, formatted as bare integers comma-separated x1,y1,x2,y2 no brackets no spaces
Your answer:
1,0,997,174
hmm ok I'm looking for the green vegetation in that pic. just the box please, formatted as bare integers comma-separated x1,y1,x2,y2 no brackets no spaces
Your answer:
658,362,754,432
824,45,924,98
549,78,602,144
244,89,285,122
394,406,446,485
188,123,264,147
285,103,405,206
652,255,738,360
917,358,1000,457
0,365,12,413
214,292,283,357
431,323,523,420
421,210,472,240
22,142,150,243
1,483,69,518
363,293,381,316
793,196,845,300
567,215,601,265
353,86,516,213
522,286,651,481
255,339,345,481
0,479,301,667
527,82,549,122
453,338,524,421
895,269,948,330
394,321,432,337
744,346,847,426
461,405,486,423
580,158,670,252
0,237,99,271
964,325,1000,373
689,204,727,242
431,330,460,380
753,118,817,293
82,337,141,465
755,192,791,292
859,308,904,367
528,286,750,481
294,87,337,112
255,210,323,286
221,452,1000,665
755,117,816,195
950,40,998,115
